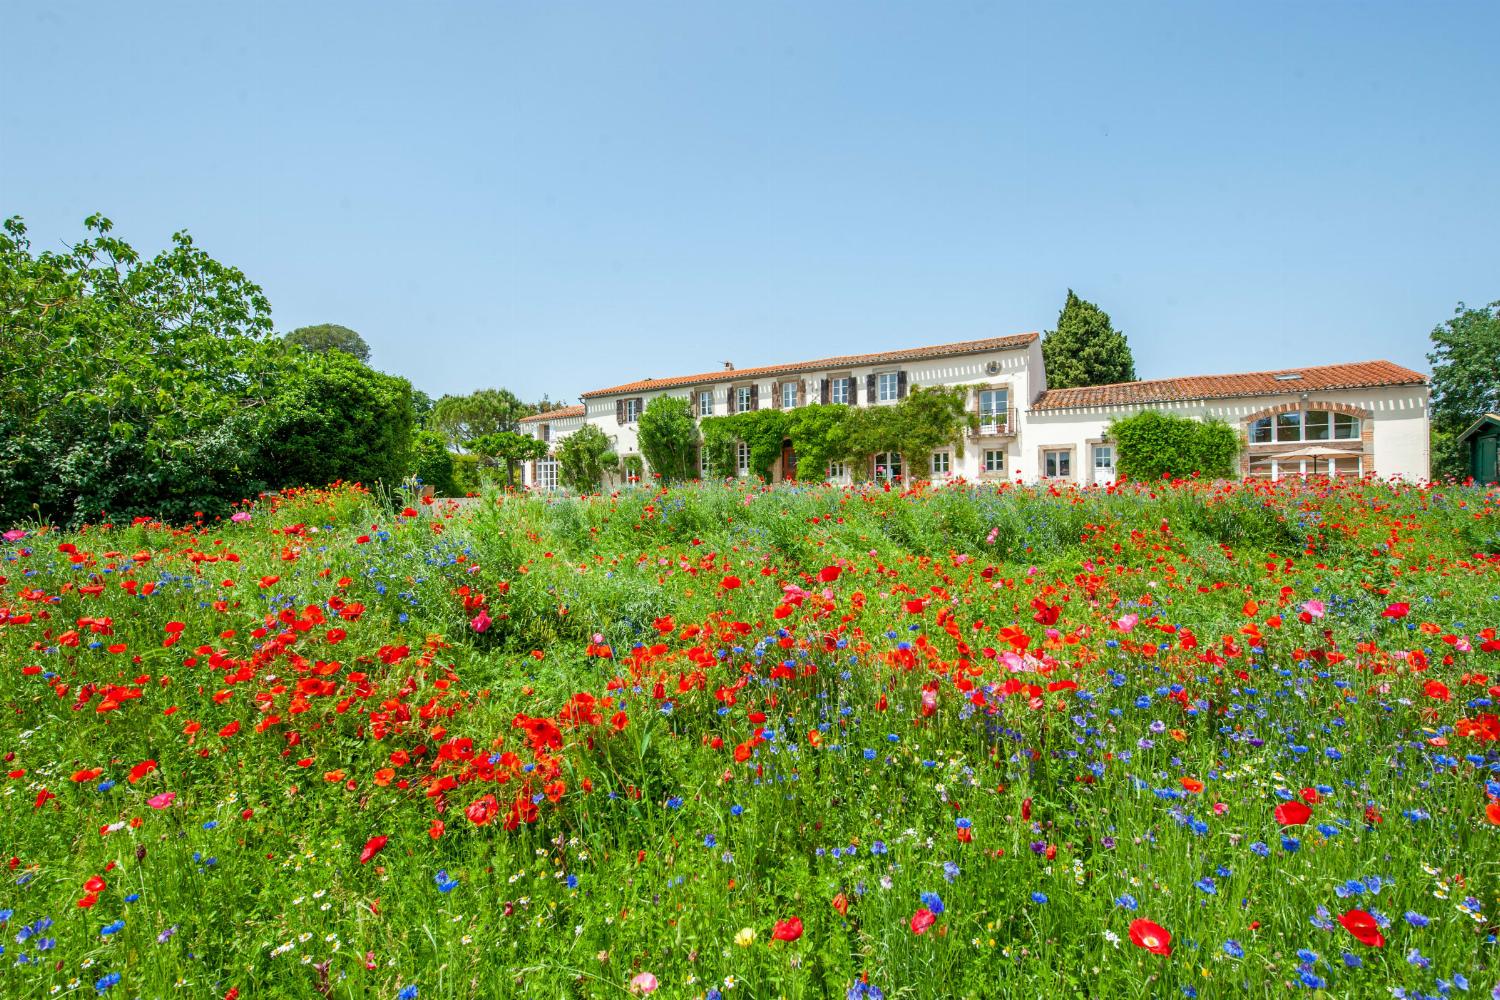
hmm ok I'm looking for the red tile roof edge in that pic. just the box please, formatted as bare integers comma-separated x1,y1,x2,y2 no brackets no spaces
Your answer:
518,405,586,423
1031,360,1427,411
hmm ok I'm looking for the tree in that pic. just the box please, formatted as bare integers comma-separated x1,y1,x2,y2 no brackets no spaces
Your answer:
1108,411,1239,481
637,395,701,482
467,431,547,487
431,389,528,450
407,428,457,495
283,323,370,363
1427,300,1500,479
784,405,850,482
1041,290,1137,390
835,385,973,479
556,423,614,493
257,349,415,489
1,214,280,525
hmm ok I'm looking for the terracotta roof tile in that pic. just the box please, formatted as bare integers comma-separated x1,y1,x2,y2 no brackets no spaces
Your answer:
579,333,1039,398
1031,360,1427,411
518,405,585,423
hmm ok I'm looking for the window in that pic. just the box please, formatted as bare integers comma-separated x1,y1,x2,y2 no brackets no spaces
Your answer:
1330,455,1362,476
1252,409,1362,443
1043,449,1071,479
699,390,714,417
983,449,1005,474
736,442,750,476
874,452,903,482
877,372,900,403
781,381,798,409
830,377,851,405
1304,410,1330,441
979,388,1009,430
1250,417,1273,444
1275,411,1301,442
736,386,753,413
1334,413,1359,439
828,461,847,481
539,423,550,443
1093,444,1113,470
624,398,642,423
537,459,558,491
931,451,950,476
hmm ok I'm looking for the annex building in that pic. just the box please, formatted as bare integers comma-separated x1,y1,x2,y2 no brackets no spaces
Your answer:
518,333,1430,489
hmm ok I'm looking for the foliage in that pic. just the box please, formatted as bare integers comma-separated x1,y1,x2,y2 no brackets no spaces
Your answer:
407,428,457,495
637,395,701,482
555,423,614,493
783,404,851,481
1041,289,1137,389
430,389,528,452
700,410,787,479
1427,300,1500,479
0,214,280,525
619,453,646,483
1108,410,1240,481
467,431,547,487
0,478,1495,999
256,348,415,490
839,386,974,476
282,322,370,363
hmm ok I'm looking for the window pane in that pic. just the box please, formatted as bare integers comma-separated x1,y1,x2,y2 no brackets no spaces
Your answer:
1305,410,1330,441
1250,418,1273,444
1276,412,1301,441
1247,455,1274,478
1093,445,1112,468
782,383,797,408
1333,413,1359,439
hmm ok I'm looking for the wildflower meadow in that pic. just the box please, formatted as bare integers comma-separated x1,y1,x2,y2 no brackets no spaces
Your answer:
1,478,1497,999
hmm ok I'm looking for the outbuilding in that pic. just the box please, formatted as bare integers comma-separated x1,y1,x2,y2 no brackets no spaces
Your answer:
1456,413,1500,484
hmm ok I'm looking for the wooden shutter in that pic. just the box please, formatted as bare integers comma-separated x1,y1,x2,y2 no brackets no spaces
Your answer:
771,381,781,409
820,379,830,405
849,376,858,406
798,379,806,406
897,371,908,399
616,399,625,424
865,373,876,401
749,384,759,410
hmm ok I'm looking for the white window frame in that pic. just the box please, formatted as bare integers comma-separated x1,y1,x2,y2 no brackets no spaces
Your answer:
1042,448,1072,480
983,449,1005,474
537,459,559,491
736,386,753,414
979,388,1009,431
736,441,750,476
828,460,847,481
781,381,798,409
877,372,900,403
624,398,642,423
873,452,903,482
1252,409,1361,444
930,451,950,476
1092,444,1114,471
830,377,851,405
699,390,714,417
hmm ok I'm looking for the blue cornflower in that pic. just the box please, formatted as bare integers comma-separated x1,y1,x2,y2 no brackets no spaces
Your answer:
94,972,121,993
665,797,683,809
920,892,945,915
434,871,458,893
1341,951,1362,968
1115,893,1139,911
942,861,960,883
1403,911,1430,928
566,874,578,890
1223,940,1244,958
1030,891,1048,904
704,834,717,848
1297,971,1326,989
100,920,124,936
398,987,419,1000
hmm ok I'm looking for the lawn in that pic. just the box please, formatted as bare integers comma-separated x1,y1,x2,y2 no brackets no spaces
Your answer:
1,478,1497,999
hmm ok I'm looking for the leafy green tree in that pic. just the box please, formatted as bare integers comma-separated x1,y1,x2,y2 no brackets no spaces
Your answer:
1108,411,1239,481
1041,290,1137,389
283,323,370,363
784,405,850,481
467,431,548,487
834,386,972,479
1,214,280,525
637,396,701,482
1427,300,1500,479
431,389,528,450
257,349,415,489
556,424,614,493
407,428,457,495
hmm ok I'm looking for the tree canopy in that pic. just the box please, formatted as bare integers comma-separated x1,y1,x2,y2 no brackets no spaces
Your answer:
283,323,371,363
1427,300,1500,479
556,424,615,494
1041,290,1137,390
637,395,701,482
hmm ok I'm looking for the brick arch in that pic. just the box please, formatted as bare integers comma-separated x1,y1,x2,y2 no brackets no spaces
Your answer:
1241,399,1373,426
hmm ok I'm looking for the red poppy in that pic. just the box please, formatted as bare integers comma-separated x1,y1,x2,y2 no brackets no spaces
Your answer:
910,907,937,935
1179,777,1204,794
1382,602,1410,618
819,565,841,583
720,575,742,590
1128,918,1172,956
1337,909,1385,948
1273,801,1311,826
358,835,387,864
772,916,803,942
831,892,849,916
1298,787,1320,804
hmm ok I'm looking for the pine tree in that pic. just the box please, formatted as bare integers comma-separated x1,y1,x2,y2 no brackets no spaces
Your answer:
1041,290,1137,389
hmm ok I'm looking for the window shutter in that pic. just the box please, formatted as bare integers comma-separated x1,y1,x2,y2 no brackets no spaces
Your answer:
897,371,908,399
798,379,806,406
616,399,625,424
771,381,781,409
974,387,983,420
849,377,859,406
820,379,830,405
749,384,758,410
866,373,876,400
636,397,644,420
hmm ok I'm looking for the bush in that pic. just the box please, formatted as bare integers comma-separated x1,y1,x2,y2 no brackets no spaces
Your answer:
1108,411,1240,481
556,424,613,493
637,395,701,482
407,429,457,495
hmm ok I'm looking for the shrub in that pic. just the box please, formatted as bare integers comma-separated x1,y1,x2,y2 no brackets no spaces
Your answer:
555,424,613,493
637,395,701,482
1108,410,1240,480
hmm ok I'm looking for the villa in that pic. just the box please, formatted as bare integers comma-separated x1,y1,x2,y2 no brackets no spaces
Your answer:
519,334,1430,488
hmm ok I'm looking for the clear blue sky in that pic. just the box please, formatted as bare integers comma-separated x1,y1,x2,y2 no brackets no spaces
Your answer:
4,2,1496,402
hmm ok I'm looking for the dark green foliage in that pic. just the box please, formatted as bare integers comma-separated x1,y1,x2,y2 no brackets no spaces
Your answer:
467,431,547,487
700,411,787,479
555,424,614,493
839,385,974,476
257,349,415,489
1427,300,1500,479
637,395,701,482
783,405,850,481
1108,410,1240,481
1041,290,1137,389
408,429,457,495
430,389,528,450
282,323,371,363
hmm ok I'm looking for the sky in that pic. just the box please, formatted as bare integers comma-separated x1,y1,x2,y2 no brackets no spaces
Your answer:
3,2,1497,403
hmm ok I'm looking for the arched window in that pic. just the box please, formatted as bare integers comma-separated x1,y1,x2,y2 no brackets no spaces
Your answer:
1249,410,1360,443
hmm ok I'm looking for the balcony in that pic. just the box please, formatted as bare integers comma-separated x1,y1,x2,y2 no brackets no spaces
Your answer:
972,408,1018,438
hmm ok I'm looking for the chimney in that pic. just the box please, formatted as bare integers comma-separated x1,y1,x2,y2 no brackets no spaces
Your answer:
723,361,734,370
